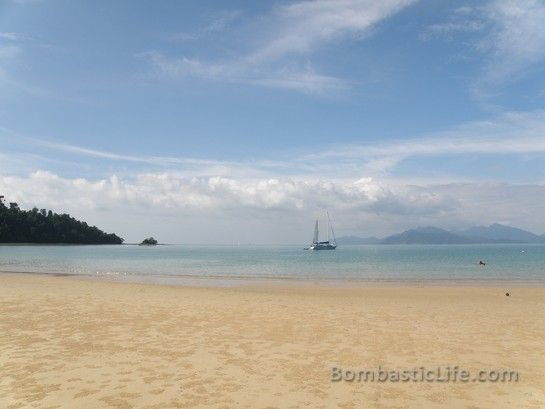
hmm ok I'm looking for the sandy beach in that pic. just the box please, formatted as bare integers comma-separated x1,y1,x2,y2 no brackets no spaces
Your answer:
1,273,545,408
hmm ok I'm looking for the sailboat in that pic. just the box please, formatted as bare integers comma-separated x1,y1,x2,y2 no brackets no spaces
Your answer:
309,212,337,250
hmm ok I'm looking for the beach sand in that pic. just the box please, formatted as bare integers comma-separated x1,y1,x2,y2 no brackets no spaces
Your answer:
1,273,544,408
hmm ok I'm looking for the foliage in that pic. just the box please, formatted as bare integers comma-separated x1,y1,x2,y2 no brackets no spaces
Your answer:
0,200,124,244
140,237,158,245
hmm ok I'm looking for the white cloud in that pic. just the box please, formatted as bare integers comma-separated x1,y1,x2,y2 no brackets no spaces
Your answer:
3,108,545,242
0,32,18,41
0,127,294,179
1,171,545,244
427,1,545,88
143,0,416,93
0,171,456,240
250,0,415,62
164,32,196,42
423,5,485,38
424,20,485,38
4,109,545,180
141,51,347,93
165,10,242,42
205,10,243,33
480,0,545,83
295,110,545,177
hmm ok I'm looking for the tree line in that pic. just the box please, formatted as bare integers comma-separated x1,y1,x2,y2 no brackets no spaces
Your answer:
0,199,124,244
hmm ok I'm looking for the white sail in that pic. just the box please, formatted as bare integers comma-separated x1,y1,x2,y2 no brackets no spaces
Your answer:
308,213,337,250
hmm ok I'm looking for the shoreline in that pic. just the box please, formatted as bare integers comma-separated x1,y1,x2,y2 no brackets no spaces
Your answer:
1,269,545,288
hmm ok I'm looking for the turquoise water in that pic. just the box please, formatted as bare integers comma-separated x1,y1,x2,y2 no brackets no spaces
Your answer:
0,244,544,284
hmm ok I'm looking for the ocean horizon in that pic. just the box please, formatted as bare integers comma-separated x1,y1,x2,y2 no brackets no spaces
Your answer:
1,243,544,285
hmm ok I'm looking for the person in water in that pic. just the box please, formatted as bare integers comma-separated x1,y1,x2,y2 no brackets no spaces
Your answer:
479,260,486,266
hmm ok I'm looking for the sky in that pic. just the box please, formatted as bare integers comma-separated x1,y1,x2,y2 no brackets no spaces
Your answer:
1,0,545,244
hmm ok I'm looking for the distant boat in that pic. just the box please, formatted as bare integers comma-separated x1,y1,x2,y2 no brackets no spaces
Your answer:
309,212,337,250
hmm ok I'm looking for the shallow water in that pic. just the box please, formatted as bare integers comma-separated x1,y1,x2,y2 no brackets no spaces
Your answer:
0,243,544,284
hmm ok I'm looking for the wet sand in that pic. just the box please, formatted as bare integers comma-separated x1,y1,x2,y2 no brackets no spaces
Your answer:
1,273,544,408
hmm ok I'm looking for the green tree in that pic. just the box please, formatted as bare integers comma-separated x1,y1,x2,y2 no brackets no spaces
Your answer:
0,199,124,244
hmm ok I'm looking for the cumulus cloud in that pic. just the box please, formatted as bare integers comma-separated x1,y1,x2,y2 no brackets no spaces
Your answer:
0,171,443,215
1,171,545,243
2,108,545,242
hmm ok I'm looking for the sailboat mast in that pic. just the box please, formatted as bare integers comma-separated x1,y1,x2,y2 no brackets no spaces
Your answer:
327,211,337,245
313,220,319,244
327,216,330,242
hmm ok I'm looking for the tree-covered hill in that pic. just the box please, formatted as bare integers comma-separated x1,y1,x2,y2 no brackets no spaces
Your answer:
0,199,123,244
140,237,158,245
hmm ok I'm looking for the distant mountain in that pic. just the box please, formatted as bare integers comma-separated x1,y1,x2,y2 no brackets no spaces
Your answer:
381,227,476,245
336,236,381,245
457,223,540,243
338,223,545,245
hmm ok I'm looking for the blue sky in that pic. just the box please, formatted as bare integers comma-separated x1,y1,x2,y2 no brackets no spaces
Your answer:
1,0,545,243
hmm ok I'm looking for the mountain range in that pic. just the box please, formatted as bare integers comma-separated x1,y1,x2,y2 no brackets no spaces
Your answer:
337,224,545,245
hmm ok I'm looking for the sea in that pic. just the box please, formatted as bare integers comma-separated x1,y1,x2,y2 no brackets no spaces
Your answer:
0,243,544,285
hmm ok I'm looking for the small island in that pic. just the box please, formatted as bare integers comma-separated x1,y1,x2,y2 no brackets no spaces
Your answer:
0,196,124,244
139,237,158,245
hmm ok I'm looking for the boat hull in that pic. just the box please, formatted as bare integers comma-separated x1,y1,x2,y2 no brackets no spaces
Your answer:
308,213,337,250
309,243,337,250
